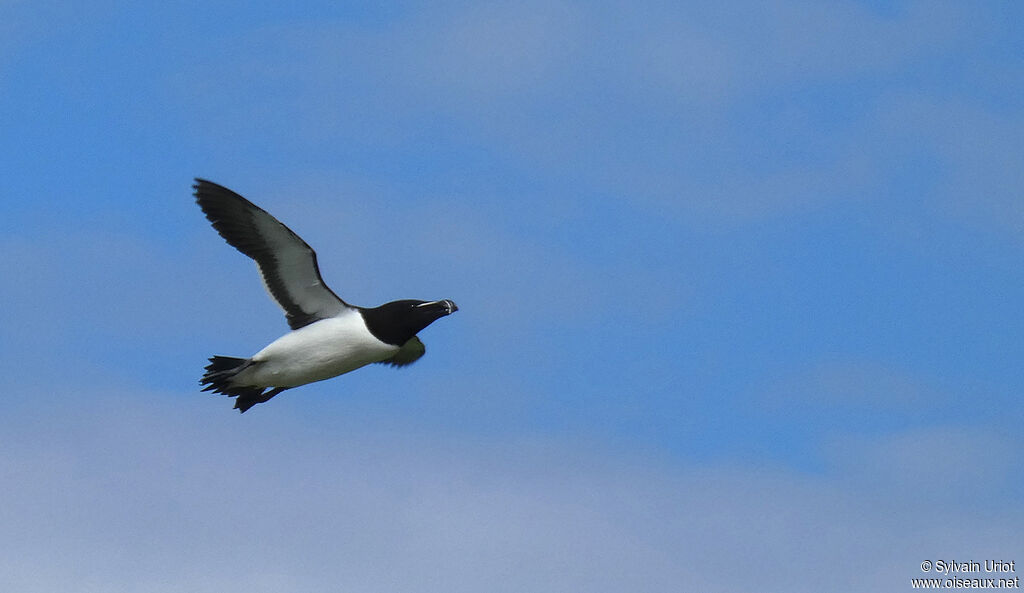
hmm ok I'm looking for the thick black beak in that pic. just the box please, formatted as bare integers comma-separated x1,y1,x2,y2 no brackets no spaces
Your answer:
417,299,458,315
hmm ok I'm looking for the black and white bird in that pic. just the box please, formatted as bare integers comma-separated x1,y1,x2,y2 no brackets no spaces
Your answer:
193,178,458,412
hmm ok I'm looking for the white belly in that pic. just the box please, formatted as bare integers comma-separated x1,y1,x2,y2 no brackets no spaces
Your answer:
242,311,399,388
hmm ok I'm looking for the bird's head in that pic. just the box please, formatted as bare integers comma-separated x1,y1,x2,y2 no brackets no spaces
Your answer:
362,299,458,346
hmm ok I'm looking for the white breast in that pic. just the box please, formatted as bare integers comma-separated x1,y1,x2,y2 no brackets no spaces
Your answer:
246,310,399,388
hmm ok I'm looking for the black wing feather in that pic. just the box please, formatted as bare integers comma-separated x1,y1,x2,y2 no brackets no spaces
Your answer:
193,178,349,329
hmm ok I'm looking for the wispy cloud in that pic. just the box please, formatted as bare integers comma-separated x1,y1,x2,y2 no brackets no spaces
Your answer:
170,0,1017,235
0,388,1020,593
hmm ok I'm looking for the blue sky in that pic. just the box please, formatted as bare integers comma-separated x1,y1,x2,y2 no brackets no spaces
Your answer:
1,1,1022,591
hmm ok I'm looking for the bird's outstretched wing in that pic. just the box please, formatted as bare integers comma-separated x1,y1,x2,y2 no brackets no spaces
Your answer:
378,336,426,367
194,178,349,329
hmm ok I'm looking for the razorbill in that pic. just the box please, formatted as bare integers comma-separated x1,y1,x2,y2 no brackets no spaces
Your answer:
193,178,458,412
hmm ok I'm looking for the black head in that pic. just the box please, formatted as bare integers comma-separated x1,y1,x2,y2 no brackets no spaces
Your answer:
360,299,458,346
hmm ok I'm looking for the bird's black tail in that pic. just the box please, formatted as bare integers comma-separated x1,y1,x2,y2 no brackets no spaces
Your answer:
200,356,285,413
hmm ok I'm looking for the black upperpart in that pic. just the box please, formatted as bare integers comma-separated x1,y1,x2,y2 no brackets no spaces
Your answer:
360,299,458,346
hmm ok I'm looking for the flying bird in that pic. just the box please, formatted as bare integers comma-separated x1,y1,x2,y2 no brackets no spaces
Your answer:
193,178,458,412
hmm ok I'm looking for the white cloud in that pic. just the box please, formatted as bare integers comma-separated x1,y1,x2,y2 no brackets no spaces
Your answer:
909,99,1023,237
0,388,1020,593
404,0,586,100
178,1,1005,229
758,359,937,412
748,0,975,80
825,426,1021,507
